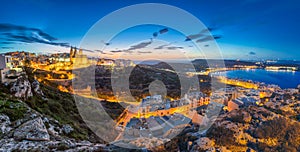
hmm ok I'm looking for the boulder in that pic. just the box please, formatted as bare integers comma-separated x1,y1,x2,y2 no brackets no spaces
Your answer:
62,124,74,134
13,117,50,141
32,80,44,96
0,114,12,135
10,77,33,99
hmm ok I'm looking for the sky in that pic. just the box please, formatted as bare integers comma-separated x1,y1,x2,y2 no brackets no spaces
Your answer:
0,0,300,60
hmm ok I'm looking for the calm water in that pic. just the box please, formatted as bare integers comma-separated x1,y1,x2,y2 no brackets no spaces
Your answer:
216,69,300,89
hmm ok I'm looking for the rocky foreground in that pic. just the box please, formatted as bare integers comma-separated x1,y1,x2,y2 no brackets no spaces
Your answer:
0,99,107,151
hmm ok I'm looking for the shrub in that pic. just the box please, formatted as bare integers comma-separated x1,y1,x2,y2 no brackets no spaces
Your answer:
0,100,27,121
207,124,237,146
254,117,288,139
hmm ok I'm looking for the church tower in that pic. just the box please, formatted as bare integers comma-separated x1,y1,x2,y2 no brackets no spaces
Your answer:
70,46,74,63
73,47,77,58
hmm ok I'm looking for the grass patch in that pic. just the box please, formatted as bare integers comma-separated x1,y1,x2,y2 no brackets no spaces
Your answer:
0,99,27,121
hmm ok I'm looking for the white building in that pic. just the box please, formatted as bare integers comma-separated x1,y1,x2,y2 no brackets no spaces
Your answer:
0,54,12,83
0,54,12,69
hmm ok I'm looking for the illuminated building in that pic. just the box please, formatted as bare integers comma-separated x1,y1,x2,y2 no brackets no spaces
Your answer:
228,100,243,111
70,46,77,64
216,76,259,89
97,58,115,66
73,48,89,67
0,54,12,69
265,66,297,72
0,55,11,82
115,59,135,67
0,54,14,83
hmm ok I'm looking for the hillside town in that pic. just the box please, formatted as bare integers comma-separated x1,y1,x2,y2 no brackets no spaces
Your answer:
0,49,299,151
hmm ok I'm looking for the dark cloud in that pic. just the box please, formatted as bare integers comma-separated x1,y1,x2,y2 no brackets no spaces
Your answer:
185,27,218,41
104,40,153,54
213,35,222,39
166,46,184,50
126,40,152,51
6,33,69,47
152,27,168,38
0,23,56,41
154,43,183,50
0,23,69,47
137,51,152,54
110,50,122,53
100,40,111,46
204,44,210,47
159,28,168,34
0,41,14,44
200,27,217,33
249,51,256,55
153,32,158,38
196,35,222,43
154,44,170,50
185,33,204,41
1,46,14,49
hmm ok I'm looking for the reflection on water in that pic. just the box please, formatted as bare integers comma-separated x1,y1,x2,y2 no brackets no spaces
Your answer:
217,69,300,89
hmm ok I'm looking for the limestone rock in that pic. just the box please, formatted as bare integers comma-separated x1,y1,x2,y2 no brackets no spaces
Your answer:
0,114,12,135
10,76,33,99
0,138,105,152
62,124,74,134
32,79,44,96
13,117,50,141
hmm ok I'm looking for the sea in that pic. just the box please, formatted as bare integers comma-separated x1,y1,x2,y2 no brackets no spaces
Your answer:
216,69,300,89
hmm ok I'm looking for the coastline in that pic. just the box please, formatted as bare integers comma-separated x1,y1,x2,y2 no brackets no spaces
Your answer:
210,68,300,89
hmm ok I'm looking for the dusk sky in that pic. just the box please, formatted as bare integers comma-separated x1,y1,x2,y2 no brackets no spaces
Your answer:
0,0,300,60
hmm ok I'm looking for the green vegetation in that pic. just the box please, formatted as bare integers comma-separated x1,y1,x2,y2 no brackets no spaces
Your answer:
26,84,90,140
0,85,27,122
21,67,126,142
0,99,27,122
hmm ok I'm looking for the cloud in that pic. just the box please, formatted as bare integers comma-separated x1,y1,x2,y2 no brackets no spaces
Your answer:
1,46,14,49
95,50,107,54
104,40,153,54
95,50,114,55
154,43,183,50
81,48,94,53
100,40,111,46
196,35,222,43
185,33,204,41
137,51,152,54
200,27,217,33
0,23,69,47
0,24,56,41
110,50,122,53
153,32,158,38
185,27,218,41
152,28,169,38
159,28,168,34
249,51,256,55
0,41,14,44
126,39,152,51
154,44,170,50
166,46,184,50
